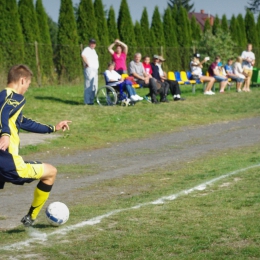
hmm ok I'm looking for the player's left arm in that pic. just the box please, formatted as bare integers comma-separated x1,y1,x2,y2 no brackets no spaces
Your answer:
21,116,71,133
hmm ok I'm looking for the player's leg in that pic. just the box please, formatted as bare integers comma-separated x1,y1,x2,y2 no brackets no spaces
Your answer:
22,163,57,227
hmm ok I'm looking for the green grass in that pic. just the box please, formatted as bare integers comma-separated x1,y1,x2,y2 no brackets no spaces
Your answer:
18,82,260,157
1,145,260,259
1,82,260,259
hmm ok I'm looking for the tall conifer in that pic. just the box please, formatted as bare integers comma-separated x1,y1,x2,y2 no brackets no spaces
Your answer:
212,15,220,35
117,0,136,60
107,6,119,43
229,15,238,44
237,14,247,48
244,10,259,46
204,19,211,33
36,0,54,82
256,13,260,48
221,15,229,33
18,0,41,77
94,0,110,72
140,8,150,47
56,0,81,82
190,15,201,42
163,7,181,71
0,0,24,70
77,0,98,46
134,22,145,53
151,6,165,49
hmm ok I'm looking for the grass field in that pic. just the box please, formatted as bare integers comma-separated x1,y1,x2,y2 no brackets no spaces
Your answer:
0,81,260,259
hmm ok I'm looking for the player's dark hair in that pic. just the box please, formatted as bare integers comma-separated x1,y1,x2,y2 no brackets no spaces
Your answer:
7,64,33,84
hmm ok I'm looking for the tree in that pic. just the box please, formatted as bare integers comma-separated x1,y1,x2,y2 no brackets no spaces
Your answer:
221,14,229,33
107,6,119,43
163,7,181,71
94,0,110,72
212,15,220,35
203,18,211,33
151,6,165,48
256,13,260,48
190,14,201,42
18,0,41,79
176,6,192,70
168,0,194,12
134,21,145,53
140,8,150,47
0,0,24,70
117,0,136,60
48,16,58,47
237,14,247,48
229,15,238,43
246,0,260,13
36,0,54,83
244,10,259,46
56,0,81,82
77,0,98,46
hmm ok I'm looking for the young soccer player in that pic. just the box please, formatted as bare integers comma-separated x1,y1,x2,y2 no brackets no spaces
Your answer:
0,64,71,227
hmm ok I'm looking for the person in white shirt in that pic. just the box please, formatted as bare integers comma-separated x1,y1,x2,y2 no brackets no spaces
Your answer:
104,61,143,102
241,43,255,92
81,39,99,105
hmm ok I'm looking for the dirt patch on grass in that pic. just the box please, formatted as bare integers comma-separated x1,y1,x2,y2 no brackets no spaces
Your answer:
1,117,260,229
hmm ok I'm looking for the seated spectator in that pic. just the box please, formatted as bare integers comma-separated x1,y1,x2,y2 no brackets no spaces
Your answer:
208,56,228,93
152,55,185,101
142,56,153,76
128,53,160,104
224,58,244,92
104,61,143,102
108,39,128,75
190,53,215,95
233,56,246,92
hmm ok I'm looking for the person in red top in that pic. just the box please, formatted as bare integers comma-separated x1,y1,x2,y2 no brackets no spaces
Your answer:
108,39,128,75
142,56,153,77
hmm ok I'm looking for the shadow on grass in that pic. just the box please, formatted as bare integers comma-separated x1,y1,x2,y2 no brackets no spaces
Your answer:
34,96,83,106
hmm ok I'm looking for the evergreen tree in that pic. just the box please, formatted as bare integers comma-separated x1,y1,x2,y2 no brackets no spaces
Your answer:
246,0,260,13
190,14,201,42
212,15,220,35
48,16,58,47
176,6,192,70
256,13,260,48
36,0,54,83
94,0,110,72
18,0,41,78
163,7,181,71
0,0,24,70
107,6,119,43
56,0,81,82
134,21,145,53
244,10,259,46
221,14,229,33
77,0,98,46
151,6,165,48
117,0,136,60
203,18,211,33
168,0,194,12
229,15,238,43
237,14,247,48
140,8,150,47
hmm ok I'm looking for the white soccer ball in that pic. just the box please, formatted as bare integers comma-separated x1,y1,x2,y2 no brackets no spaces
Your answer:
45,202,69,226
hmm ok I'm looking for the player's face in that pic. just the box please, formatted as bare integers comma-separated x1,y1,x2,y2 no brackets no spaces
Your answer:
20,77,31,95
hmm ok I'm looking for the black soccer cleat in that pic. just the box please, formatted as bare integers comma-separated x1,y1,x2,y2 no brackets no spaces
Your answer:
21,214,34,227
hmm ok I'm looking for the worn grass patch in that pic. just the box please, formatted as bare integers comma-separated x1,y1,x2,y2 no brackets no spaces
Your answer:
1,144,260,259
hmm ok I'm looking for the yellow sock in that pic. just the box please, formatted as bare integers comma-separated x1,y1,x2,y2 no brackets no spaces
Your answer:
28,181,52,220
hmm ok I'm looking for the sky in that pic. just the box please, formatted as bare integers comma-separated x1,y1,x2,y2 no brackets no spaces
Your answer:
42,0,249,23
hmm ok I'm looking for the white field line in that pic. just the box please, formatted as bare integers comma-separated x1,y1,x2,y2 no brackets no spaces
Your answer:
1,163,260,251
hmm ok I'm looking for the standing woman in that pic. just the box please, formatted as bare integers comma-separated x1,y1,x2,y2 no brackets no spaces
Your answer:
108,39,128,75
81,38,99,105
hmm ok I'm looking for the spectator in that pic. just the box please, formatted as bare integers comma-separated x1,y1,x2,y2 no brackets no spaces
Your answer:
241,43,255,92
128,53,159,104
81,39,99,105
104,61,143,102
149,56,169,102
224,58,244,92
190,53,215,95
233,56,246,92
142,56,153,76
153,55,185,101
108,39,128,75
208,56,228,93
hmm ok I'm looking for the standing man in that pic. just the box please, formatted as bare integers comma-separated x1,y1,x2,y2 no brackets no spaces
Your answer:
0,64,71,227
241,43,255,92
81,39,99,105
128,53,159,104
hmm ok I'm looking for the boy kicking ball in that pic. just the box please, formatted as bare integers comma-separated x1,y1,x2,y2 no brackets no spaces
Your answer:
0,64,71,227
